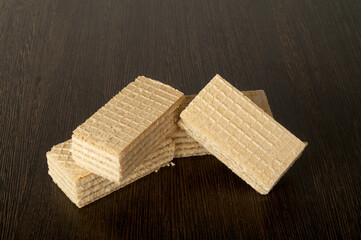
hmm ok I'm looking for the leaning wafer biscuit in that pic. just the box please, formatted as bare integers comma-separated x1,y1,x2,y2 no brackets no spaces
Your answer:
179,75,307,194
47,139,175,208
173,91,273,158
72,76,184,182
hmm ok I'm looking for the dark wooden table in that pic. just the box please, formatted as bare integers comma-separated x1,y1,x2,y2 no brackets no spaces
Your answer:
1,0,360,239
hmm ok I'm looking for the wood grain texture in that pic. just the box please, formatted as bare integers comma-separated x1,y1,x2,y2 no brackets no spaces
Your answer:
1,0,360,239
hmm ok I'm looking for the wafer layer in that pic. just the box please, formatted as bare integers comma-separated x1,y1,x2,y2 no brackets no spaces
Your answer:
72,76,184,182
179,75,307,194
173,91,273,158
47,139,175,208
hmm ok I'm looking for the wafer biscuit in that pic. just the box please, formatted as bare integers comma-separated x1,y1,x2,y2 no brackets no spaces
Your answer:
72,76,184,182
179,75,307,194
47,139,175,208
173,91,273,158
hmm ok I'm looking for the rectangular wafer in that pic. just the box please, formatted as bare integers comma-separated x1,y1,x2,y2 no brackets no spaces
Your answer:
179,75,307,194
173,91,273,158
72,76,184,182
47,139,175,208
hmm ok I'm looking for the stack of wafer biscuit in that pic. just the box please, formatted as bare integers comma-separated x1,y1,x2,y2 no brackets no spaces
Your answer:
47,76,184,207
72,76,184,183
47,74,307,208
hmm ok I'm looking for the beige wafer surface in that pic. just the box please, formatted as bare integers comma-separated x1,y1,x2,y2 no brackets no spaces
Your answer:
173,91,273,158
179,75,307,194
72,76,184,182
47,139,175,208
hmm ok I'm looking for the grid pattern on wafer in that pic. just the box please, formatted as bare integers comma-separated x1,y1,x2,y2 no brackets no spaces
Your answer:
180,75,306,194
178,119,269,193
47,139,175,207
172,91,273,158
72,76,183,158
